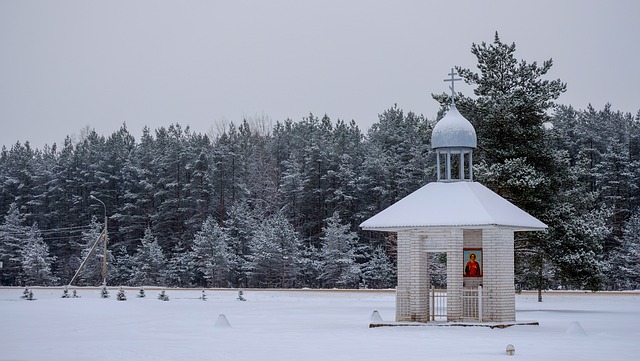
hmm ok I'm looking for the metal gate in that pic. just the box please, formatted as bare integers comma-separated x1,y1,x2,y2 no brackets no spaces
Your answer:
463,286,483,321
429,287,447,321
430,286,484,322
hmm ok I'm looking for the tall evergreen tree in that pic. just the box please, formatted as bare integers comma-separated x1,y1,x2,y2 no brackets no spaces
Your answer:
166,241,194,287
248,212,301,287
115,127,156,253
130,228,167,286
318,212,360,288
20,224,58,286
0,203,30,285
361,247,396,289
612,211,640,289
44,137,85,282
151,124,192,250
0,143,38,222
224,201,257,287
190,216,232,287
431,33,618,295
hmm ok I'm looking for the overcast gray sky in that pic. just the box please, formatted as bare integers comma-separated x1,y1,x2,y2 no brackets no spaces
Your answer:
1,0,638,149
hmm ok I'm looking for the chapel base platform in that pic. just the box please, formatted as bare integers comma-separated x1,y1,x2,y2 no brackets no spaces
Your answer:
369,320,539,329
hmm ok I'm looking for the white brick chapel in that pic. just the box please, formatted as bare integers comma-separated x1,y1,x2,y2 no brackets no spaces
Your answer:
360,69,546,323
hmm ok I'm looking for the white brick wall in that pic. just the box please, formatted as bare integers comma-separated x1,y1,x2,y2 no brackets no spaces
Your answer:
482,228,516,322
395,227,518,323
396,231,429,322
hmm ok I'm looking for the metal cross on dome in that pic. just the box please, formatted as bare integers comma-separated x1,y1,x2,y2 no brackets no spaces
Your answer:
444,67,462,105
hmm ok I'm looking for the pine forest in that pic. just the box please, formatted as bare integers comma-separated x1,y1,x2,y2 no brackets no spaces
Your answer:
1,34,639,291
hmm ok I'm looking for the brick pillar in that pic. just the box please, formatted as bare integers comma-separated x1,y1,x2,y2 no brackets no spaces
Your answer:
482,228,515,322
446,229,464,322
396,231,429,322
396,231,411,321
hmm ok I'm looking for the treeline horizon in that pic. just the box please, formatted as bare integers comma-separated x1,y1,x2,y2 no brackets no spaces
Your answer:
1,34,639,291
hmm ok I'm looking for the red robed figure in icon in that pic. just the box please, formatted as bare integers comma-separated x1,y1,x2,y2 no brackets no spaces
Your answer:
464,253,481,276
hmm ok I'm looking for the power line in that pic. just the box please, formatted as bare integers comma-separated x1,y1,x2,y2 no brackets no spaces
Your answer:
0,224,95,237
38,225,95,234
40,234,90,242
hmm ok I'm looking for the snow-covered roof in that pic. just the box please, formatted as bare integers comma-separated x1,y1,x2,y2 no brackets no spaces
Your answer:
431,104,477,149
360,181,547,232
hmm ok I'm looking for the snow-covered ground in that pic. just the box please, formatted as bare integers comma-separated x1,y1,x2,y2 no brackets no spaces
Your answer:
1,288,639,361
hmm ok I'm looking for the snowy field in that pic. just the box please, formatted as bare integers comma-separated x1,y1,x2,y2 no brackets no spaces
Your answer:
1,288,639,361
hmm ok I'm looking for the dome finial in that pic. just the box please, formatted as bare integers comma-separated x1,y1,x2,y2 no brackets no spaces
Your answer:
432,68,476,182
444,67,461,105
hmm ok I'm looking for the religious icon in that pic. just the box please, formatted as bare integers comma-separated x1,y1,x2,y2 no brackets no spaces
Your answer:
463,248,482,277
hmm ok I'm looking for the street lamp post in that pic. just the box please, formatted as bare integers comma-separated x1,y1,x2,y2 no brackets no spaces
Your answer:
90,195,108,286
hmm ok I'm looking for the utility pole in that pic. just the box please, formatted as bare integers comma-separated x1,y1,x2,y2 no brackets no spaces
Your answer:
90,195,108,286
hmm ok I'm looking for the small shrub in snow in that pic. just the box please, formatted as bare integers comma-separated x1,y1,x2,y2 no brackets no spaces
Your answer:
61,286,70,298
72,290,80,298
237,289,246,301
137,287,146,298
158,290,169,301
117,287,127,301
100,285,110,299
22,289,35,301
201,289,207,301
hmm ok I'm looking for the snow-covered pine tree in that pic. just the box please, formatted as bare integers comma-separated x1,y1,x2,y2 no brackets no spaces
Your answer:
433,32,570,297
237,289,246,301
278,158,307,233
40,137,88,284
544,205,610,290
225,201,257,288
190,216,232,288
111,126,156,257
116,287,126,301
113,246,139,287
182,142,213,241
324,119,367,229
166,241,193,288
130,228,167,286
20,224,58,286
0,142,41,229
149,124,195,250
318,212,361,288
297,244,323,288
100,284,110,298
248,212,302,288
611,211,640,289
101,124,136,249
209,123,241,229
361,247,396,289
158,289,169,301
299,115,340,246
0,203,31,286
